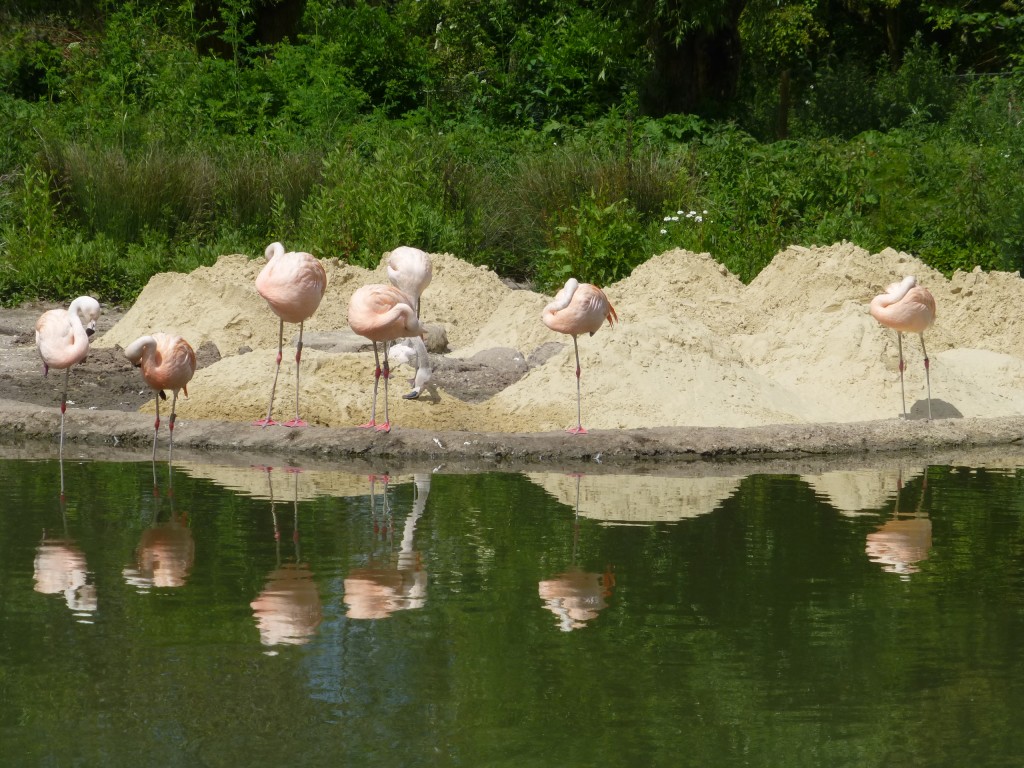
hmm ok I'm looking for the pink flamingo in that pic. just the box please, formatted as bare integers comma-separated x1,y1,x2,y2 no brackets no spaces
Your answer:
869,275,936,419
347,284,427,432
542,278,618,434
35,296,102,471
387,246,433,399
254,242,328,427
124,333,197,460
387,246,432,317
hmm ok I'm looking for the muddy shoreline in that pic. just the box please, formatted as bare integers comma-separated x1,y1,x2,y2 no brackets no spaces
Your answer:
5,397,1024,476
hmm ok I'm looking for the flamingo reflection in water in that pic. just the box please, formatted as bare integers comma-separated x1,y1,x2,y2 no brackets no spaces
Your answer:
344,474,430,620
123,463,195,591
33,457,98,620
538,474,615,631
250,468,323,647
865,467,932,580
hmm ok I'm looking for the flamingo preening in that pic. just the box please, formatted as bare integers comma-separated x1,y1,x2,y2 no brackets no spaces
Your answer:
124,333,197,461
35,296,101,491
386,246,433,399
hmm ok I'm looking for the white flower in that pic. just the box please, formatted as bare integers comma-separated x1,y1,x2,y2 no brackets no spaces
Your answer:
663,216,671,222
660,229,667,235
671,216,679,221
695,216,703,223
676,210,684,215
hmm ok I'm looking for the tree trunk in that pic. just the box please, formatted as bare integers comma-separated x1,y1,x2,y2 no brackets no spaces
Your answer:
776,68,791,139
639,12,744,117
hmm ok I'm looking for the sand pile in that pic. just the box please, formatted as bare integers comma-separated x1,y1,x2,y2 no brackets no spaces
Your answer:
93,243,1024,432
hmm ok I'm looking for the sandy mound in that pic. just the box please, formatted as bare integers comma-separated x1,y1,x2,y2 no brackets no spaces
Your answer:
93,243,1024,432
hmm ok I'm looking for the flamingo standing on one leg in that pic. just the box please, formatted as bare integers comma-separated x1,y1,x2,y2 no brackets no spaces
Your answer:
347,284,427,433
124,333,197,462
869,275,937,420
254,242,328,427
386,246,433,400
542,278,618,435
35,296,102,489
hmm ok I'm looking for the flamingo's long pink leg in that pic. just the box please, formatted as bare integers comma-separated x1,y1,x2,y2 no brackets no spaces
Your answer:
378,341,392,433
59,368,69,495
168,391,179,461
897,332,907,419
567,335,587,435
920,333,932,420
152,393,161,462
283,321,308,427
254,319,284,427
358,343,382,429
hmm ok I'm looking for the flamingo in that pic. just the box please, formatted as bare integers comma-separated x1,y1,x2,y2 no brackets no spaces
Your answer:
124,333,197,461
254,241,328,427
387,246,433,399
386,246,432,316
35,296,102,480
541,278,618,434
347,284,427,432
869,275,936,419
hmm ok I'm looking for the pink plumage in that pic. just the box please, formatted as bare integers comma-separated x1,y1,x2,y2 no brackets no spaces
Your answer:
541,278,617,435
869,276,936,334
125,332,197,461
869,275,936,419
348,284,427,432
254,242,327,427
35,296,102,481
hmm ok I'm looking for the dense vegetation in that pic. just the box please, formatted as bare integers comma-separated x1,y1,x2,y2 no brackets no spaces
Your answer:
1,0,1022,306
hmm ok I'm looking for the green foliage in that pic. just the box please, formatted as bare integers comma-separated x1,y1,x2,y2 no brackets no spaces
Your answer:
299,119,468,266
540,193,648,290
1,5,1023,305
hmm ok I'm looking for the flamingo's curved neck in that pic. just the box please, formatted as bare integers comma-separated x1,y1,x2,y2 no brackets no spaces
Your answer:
884,276,917,305
546,278,580,313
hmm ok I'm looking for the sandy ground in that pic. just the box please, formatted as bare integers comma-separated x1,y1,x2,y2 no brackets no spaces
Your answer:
4,242,1024,470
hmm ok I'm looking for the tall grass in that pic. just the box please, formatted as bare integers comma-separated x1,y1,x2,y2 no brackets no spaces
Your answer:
2,73,1023,306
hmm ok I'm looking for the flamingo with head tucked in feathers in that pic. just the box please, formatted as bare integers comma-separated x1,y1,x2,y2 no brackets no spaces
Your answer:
542,278,617,434
254,242,328,427
347,284,427,433
124,333,197,461
869,275,936,420
386,246,433,399
35,296,102,474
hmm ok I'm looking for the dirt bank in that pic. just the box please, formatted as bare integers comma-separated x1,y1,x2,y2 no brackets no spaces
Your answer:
5,243,1024,472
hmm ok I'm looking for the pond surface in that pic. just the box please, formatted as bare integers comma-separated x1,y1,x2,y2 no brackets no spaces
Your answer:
3,455,1024,767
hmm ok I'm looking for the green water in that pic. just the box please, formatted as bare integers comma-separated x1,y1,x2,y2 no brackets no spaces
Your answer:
2,457,1024,767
